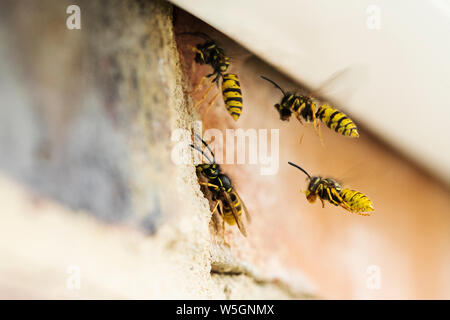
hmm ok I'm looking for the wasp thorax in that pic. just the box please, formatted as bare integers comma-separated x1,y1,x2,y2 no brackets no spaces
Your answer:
209,164,220,177
327,178,342,191
218,174,233,192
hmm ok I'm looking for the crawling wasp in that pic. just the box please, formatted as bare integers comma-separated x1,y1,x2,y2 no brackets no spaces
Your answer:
181,32,231,85
261,76,359,138
288,162,374,216
190,134,251,238
179,32,243,121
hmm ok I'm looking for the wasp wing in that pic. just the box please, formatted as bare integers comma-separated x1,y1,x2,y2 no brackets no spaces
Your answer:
233,190,251,224
222,191,247,237
309,66,369,103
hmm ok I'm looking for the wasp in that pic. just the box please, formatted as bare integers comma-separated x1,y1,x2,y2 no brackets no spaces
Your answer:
179,32,243,121
190,134,250,238
261,76,359,138
178,32,230,85
221,73,243,121
288,162,374,215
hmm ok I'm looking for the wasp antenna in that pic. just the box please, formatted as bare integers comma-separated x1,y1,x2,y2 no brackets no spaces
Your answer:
260,76,286,96
190,144,213,164
194,133,215,162
288,161,312,179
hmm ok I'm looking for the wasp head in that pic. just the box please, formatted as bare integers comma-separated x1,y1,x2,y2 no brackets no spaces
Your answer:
197,163,220,180
305,189,317,203
275,103,292,121
194,41,217,64
194,44,208,64
305,176,321,203
276,93,297,121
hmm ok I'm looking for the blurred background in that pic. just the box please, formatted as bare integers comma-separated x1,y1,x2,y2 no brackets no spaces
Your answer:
0,0,449,299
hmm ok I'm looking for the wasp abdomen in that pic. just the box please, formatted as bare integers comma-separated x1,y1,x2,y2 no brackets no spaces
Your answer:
316,105,359,138
341,189,374,213
222,191,243,225
222,73,243,121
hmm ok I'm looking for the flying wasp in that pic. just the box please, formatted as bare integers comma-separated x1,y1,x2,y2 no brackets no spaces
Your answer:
288,162,374,216
179,32,244,121
261,76,359,138
190,134,251,238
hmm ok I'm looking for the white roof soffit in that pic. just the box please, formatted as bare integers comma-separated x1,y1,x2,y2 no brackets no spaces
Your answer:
171,0,450,183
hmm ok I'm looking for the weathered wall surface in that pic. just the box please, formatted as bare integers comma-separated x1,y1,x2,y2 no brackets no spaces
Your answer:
0,0,312,299
0,0,183,230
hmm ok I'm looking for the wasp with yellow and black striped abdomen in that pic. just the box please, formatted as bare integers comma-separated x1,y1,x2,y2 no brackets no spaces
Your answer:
261,76,359,139
190,134,250,239
199,72,243,121
288,162,373,216
178,32,244,121
221,73,243,121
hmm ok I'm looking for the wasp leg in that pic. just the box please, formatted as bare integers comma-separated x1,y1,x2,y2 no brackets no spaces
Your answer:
190,75,206,95
320,198,325,208
326,188,340,206
211,201,220,215
190,80,215,112
311,103,319,130
339,202,354,214
337,196,358,214
295,101,306,124
317,123,325,147
333,188,345,203
358,213,370,216
339,202,371,216
204,91,220,117
217,201,230,246
211,211,221,233
299,132,305,144
199,182,219,190
355,211,371,217
207,72,221,85
310,104,325,147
